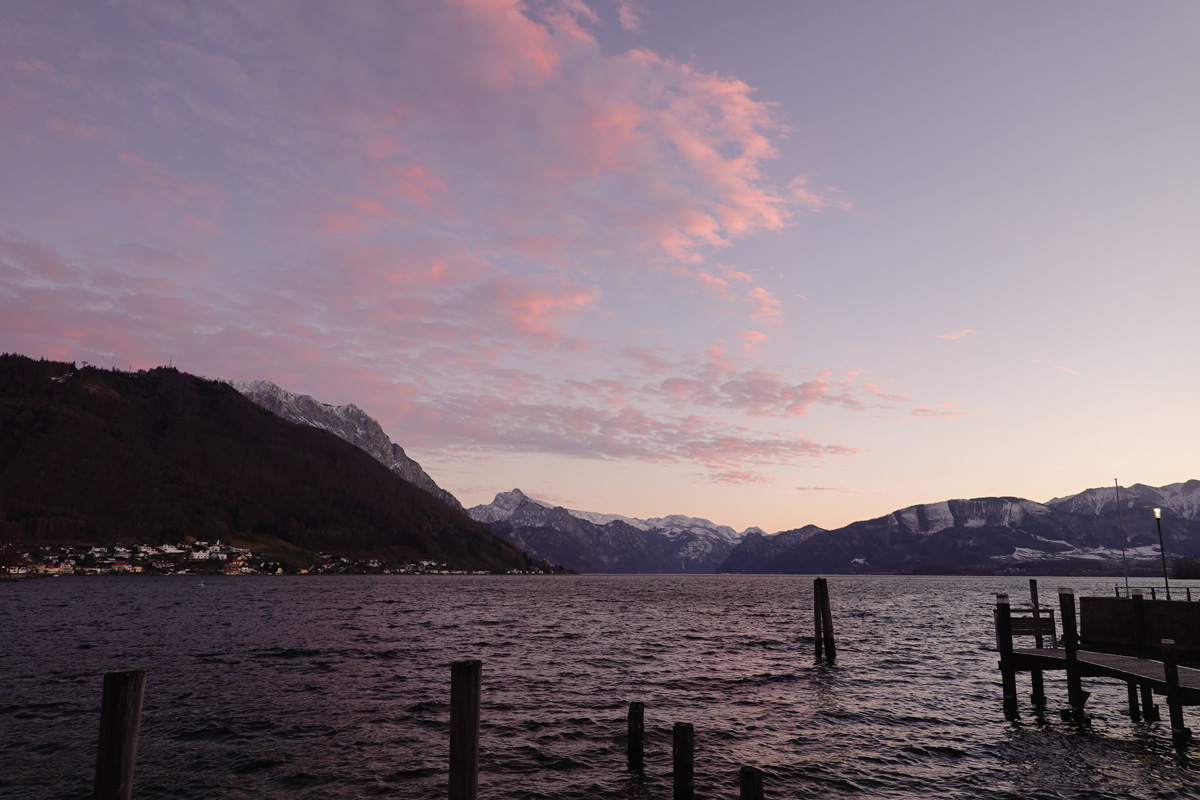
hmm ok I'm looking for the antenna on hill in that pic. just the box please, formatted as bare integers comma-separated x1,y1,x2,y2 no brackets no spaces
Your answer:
1115,478,1130,595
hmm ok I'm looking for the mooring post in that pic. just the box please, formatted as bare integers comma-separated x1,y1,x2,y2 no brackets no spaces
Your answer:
672,722,694,800
1162,640,1192,748
994,593,1018,719
93,668,146,800
627,701,645,769
450,660,482,800
813,578,824,659
1058,588,1087,723
739,766,765,800
1028,579,1046,710
818,578,836,661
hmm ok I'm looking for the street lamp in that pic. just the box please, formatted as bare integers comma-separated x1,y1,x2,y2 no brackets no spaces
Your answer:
1154,507,1172,601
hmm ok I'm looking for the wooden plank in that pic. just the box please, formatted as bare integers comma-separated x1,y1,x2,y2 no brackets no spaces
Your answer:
1009,647,1200,699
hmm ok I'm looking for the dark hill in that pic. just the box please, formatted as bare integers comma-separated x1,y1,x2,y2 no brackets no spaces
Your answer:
0,354,533,571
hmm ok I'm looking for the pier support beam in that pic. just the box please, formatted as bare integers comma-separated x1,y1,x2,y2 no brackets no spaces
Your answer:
1058,588,1089,724
994,593,1018,719
1028,580,1046,711
1141,684,1160,722
1126,682,1142,722
1162,640,1192,748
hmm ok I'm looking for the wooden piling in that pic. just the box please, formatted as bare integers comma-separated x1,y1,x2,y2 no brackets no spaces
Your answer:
994,594,1018,718
1058,588,1088,723
450,660,482,800
813,578,824,659
1141,683,1160,722
1028,580,1046,710
814,578,836,661
627,701,644,769
672,722,694,800
739,766,765,800
1126,681,1142,722
93,668,146,800
1162,640,1191,747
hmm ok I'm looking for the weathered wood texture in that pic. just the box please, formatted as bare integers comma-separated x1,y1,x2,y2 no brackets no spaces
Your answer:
94,669,146,800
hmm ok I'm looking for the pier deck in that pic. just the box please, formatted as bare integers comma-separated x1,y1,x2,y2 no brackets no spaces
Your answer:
1009,647,1200,705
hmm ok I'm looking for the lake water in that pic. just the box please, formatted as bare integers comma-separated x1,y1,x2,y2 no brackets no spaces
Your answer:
2,574,1198,799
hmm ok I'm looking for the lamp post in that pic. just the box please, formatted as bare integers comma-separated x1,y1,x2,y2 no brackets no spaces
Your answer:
1154,507,1172,601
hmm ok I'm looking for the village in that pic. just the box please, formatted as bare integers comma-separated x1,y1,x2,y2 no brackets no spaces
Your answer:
0,541,549,577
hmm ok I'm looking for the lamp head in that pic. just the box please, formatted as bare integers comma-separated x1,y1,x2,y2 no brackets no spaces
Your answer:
1154,507,1162,520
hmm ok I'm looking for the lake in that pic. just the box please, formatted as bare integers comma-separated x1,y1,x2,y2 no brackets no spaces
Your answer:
2,574,1198,799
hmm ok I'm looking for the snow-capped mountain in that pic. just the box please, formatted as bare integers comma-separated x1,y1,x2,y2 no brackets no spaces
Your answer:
719,486,1200,575
228,380,463,511
467,489,754,573
1048,480,1200,520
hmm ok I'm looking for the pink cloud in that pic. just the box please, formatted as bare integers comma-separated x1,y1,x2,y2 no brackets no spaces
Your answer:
937,328,978,340
0,2,892,492
471,275,600,338
1051,365,1078,375
748,286,782,323
616,1,644,31
906,401,970,420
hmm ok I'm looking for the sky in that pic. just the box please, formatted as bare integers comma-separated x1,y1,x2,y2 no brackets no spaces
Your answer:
3,1,1199,534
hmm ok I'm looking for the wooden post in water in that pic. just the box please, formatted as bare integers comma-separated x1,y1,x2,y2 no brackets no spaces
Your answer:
813,578,836,661
813,578,824,659
672,722,694,800
1162,640,1192,748
1028,580,1046,711
450,660,482,800
739,766,765,800
1126,682,1142,722
93,668,146,800
627,702,645,769
994,594,1017,719
1058,588,1088,723
1141,683,1160,723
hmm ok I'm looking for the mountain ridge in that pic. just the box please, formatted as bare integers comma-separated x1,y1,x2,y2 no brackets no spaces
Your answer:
228,379,463,511
0,354,532,572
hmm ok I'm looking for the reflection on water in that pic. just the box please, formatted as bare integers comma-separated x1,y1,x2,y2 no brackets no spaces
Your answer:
2,574,1198,799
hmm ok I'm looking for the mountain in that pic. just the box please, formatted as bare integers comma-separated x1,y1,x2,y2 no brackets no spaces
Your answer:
468,489,751,573
718,487,1200,575
229,379,462,511
0,355,532,572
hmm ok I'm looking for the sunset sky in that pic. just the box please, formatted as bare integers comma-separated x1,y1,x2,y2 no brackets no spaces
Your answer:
3,1,1198,533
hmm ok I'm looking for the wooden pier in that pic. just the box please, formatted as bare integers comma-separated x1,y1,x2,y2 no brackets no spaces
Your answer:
995,581,1199,748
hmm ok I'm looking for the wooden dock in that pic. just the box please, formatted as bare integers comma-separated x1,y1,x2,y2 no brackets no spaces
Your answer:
1008,647,1200,703
994,581,1198,749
